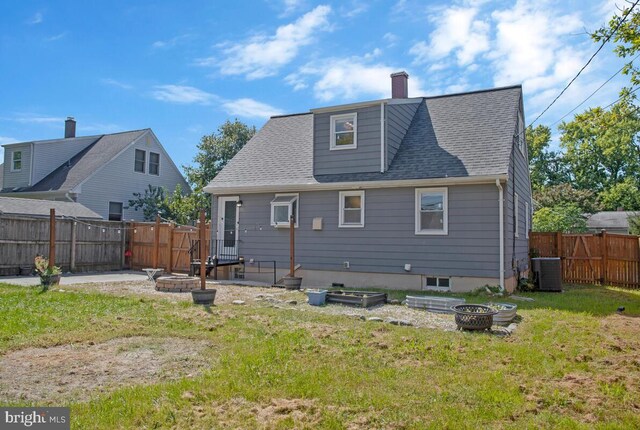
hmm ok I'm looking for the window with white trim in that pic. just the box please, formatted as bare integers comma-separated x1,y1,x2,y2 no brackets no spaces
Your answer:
108,202,123,221
424,276,451,291
270,194,299,227
415,188,448,235
330,113,357,150
11,151,22,172
515,193,520,238
149,152,160,175
339,190,364,228
134,149,146,173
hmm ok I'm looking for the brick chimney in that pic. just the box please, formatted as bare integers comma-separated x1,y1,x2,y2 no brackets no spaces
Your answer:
65,117,76,138
391,71,409,98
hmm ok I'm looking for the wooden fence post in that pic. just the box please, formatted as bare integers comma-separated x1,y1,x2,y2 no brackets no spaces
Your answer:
168,223,174,274
153,214,160,268
601,230,608,285
120,221,126,270
49,208,56,268
556,231,563,276
70,219,77,272
200,210,206,290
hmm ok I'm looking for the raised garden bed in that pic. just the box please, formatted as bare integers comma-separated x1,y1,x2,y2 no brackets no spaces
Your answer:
485,302,517,324
325,290,387,308
406,296,465,314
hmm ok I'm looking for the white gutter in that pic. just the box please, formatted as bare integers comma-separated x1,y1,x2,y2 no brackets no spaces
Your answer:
380,102,385,173
29,142,35,186
204,174,508,195
496,179,505,292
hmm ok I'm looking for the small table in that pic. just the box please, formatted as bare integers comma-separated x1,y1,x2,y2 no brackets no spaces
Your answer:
142,268,164,282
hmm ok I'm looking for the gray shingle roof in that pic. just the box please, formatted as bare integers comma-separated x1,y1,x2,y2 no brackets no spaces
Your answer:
587,211,638,230
22,129,148,192
206,86,522,191
0,196,102,219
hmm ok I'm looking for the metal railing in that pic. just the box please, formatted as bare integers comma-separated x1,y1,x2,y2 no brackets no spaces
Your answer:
189,239,240,262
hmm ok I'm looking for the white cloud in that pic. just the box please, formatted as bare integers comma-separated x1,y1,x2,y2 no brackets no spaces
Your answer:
339,1,369,18
101,78,134,90
410,6,490,66
280,0,306,16
222,98,284,119
151,85,217,104
44,32,68,42
214,5,331,79
151,34,192,49
383,32,399,47
10,114,65,124
291,56,426,102
26,12,43,25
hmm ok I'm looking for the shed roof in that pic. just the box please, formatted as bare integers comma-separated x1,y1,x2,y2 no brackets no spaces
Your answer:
0,196,102,219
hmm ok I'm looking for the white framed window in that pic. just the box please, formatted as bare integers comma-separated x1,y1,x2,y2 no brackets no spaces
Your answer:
525,201,530,239
339,190,364,228
270,193,299,228
424,276,451,291
149,152,160,175
330,113,357,150
134,149,146,173
515,193,520,238
108,202,123,221
415,188,448,235
11,151,22,172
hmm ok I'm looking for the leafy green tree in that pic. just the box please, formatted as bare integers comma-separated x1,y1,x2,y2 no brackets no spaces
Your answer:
559,100,640,191
598,177,640,210
128,185,171,221
526,125,569,190
533,203,588,233
629,214,640,235
534,183,601,214
181,119,256,220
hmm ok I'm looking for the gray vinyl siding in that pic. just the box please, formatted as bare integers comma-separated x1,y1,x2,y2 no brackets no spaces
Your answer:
504,104,532,279
76,132,189,220
313,105,382,175
2,144,31,189
214,184,501,280
386,102,419,169
31,137,97,185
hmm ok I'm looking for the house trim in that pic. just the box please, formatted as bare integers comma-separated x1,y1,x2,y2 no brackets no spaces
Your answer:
204,174,507,195
414,187,448,235
329,113,357,150
310,97,423,114
10,150,22,172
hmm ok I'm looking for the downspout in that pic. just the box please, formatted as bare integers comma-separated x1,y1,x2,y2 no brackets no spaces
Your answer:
496,179,505,292
380,102,386,173
29,142,35,186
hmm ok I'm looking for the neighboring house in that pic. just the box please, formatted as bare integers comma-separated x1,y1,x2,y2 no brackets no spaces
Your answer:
0,196,102,220
587,211,638,234
0,118,189,221
204,72,532,292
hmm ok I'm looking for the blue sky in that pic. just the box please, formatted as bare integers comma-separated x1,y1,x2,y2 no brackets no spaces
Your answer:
0,0,628,171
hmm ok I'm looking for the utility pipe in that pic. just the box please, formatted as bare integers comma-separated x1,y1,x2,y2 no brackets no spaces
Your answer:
496,179,505,292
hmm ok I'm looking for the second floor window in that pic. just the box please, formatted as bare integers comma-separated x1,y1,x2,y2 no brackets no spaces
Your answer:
134,149,146,173
330,113,357,150
11,151,22,171
149,152,160,175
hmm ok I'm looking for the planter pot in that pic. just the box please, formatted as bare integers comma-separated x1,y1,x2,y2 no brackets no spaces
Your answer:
40,274,61,289
191,289,217,305
485,302,518,324
325,291,387,308
306,289,328,306
283,276,303,290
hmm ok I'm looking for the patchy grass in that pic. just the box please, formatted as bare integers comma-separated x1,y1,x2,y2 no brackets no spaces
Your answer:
1,282,639,429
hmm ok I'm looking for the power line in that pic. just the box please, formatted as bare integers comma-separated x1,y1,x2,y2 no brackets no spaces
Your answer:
528,0,639,127
549,52,640,127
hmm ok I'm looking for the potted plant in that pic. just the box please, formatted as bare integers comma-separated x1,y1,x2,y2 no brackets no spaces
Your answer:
34,255,62,291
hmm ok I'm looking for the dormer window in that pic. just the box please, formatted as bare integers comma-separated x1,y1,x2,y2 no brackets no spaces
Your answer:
11,151,22,172
270,193,299,227
330,113,357,150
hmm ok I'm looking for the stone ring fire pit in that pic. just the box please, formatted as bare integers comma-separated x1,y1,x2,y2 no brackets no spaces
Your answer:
452,304,498,331
155,276,200,293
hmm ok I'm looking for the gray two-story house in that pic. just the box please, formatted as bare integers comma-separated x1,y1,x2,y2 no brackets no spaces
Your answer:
0,118,189,221
204,72,532,292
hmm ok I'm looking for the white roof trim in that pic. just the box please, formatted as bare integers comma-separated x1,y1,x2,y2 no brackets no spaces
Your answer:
204,174,507,195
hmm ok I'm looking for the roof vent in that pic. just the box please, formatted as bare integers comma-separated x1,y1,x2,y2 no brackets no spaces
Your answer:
65,117,76,138
391,71,409,99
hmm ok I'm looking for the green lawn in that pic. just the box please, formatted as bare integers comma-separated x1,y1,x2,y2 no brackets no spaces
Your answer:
1,283,639,429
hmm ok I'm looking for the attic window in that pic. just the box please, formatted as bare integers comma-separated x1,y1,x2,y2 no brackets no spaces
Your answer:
330,113,357,150
270,194,299,228
149,152,160,175
11,151,22,172
134,149,146,173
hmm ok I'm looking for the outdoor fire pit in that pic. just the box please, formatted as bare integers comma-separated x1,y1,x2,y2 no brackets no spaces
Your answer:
451,304,498,331
155,276,200,292
325,290,387,308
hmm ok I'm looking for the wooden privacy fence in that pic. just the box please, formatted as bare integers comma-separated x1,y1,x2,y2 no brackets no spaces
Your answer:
530,231,640,288
129,220,211,273
0,214,127,275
